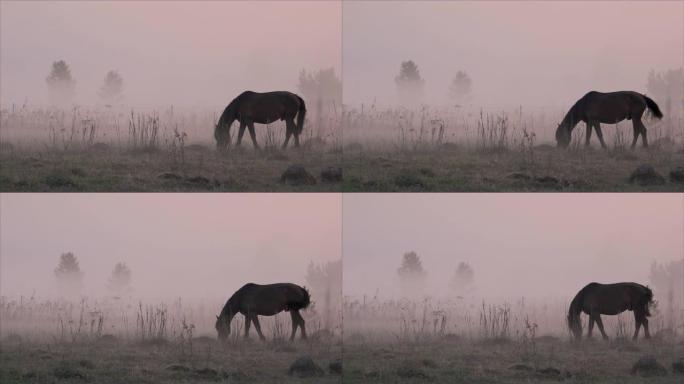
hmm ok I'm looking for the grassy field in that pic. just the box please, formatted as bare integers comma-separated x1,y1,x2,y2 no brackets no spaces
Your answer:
341,104,684,192
342,295,684,383
342,145,684,192
342,337,684,383
0,295,342,383
0,145,341,192
0,105,341,192
1,336,342,383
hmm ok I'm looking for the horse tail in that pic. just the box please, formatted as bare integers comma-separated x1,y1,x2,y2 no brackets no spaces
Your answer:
641,286,654,317
643,94,663,119
295,95,306,135
290,286,311,311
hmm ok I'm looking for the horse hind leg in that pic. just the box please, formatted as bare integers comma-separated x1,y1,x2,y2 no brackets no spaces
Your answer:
632,311,642,340
293,310,307,340
635,118,648,148
289,311,298,341
639,312,651,339
283,119,294,149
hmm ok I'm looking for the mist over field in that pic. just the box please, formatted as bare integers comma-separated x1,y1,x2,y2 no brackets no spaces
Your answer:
0,194,341,299
1,1,341,108
343,1,683,109
343,194,684,300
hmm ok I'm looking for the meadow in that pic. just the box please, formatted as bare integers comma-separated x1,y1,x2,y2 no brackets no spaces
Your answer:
0,105,342,192
0,296,342,383
342,295,684,383
342,104,684,192
2,103,683,192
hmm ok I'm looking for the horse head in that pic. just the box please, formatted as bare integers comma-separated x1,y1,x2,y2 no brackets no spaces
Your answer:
215,314,231,340
567,312,582,340
214,123,231,151
555,123,571,148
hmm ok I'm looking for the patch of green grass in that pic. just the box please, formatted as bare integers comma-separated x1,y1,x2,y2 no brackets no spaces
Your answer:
0,146,342,192
342,146,684,192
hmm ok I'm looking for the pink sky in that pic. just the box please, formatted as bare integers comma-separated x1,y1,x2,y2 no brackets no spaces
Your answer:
0,194,341,298
343,1,683,107
343,194,684,299
1,1,341,106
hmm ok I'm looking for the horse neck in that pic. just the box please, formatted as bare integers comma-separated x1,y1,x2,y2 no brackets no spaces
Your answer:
560,107,580,132
220,296,239,320
218,105,236,127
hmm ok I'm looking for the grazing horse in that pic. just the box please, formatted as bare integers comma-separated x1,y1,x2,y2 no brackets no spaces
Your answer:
555,91,663,149
214,91,306,150
215,283,310,341
567,282,654,341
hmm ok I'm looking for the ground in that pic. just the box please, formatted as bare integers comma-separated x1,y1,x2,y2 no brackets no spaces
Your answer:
342,145,684,192
0,145,341,192
342,337,684,383
0,336,342,384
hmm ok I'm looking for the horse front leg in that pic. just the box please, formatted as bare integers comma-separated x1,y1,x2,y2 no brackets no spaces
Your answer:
244,314,252,338
593,123,607,149
252,315,266,341
236,122,247,147
247,123,260,150
585,122,593,147
587,316,595,338
595,315,609,340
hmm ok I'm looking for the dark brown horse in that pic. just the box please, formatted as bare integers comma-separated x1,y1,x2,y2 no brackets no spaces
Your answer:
214,91,306,150
556,91,663,149
215,283,310,341
567,282,654,341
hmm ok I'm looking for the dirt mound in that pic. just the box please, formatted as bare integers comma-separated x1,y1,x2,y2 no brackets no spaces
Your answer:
329,360,342,374
631,355,667,377
54,363,86,380
629,164,665,186
396,364,430,379
394,173,427,189
672,358,684,375
288,356,324,377
280,165,316,185
320,167,343,183
43,174,79,189
669,167,684,183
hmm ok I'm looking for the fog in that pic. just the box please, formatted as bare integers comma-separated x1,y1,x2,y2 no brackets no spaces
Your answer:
0,194,341,299
0,1,341,107
343,194,684,300
343,1,683,108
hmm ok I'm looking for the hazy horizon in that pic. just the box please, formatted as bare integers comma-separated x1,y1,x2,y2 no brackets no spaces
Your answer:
343,1,683,108
0,194,342,299
0,1,341,107
343,194,684,301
